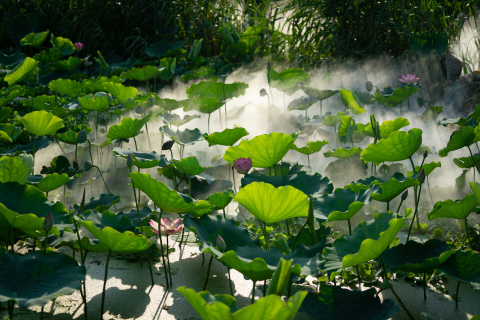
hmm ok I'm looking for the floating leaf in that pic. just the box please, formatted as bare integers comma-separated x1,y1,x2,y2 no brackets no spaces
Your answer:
106,113,151,140
21,110,64,137
204,127,249,147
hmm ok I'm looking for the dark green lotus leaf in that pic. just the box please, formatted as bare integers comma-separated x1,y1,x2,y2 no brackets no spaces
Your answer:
50,34,75,56
81,210,135,233
324,147,362,160
299,285,398,320
206,189,235,210
157,57,176,81
0,248,86,308
291,140,328,155
49,79,87,95
0,124,22,143
185,176,233,200
111,147,168,169
32,48,62,63
287,224,333,258
361,129,422,165
121,65,160,81
454,154,480,169
374,84,419,108
241,171,333,198
182,96,225,114
160,125,205,146
54,56,85,71
72,236,109,253
314,187,373,222
439,126,480,157
300,86,338,100
35,173,71,194
21,95,55,110
0,154,33,184
406,161,441,177
269,68,310,96
3,137,53,154
204,127,249,147
178,287,306,320
253,161,305,178
155,97,183,111
288,96,319,111
116,207,152,229
73,194,120,214
339,89,365,115
186,80,248,101
106,113,151,140
0,107,12,123
381,239,455,273
324,212,405,271
145,40,184,58
0,51,26,67
0,85,26,108
428,193,477,221
4,57,38,86
55,130,89,145
437,250,480,291
160,112,201,128
102,82,139,105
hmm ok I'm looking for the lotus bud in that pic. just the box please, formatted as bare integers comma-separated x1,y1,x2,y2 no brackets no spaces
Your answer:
76,130,87,144
417,97,424,107
234,158,252,174
43,212,54,234
135,106,143,114
418,169,426,183
260,88,268,97
401,190,408,201
366,81,373,92
216,234,226,251
127,154,134,167
267,60,271,70
74,42,84,52
84,161,93,172
423,150,428,159
162,140,175,150
69,205,74,214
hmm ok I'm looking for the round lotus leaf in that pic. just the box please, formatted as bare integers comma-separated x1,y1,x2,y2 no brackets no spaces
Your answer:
0,154,33,184
79,92,112,111
437,250,480,291
4,57,39,86
206,190,235,210
21,110,64,137
0,248,86,308
291,140,328,155
48,79,87,95
101,82,139,105
172,156,210,176
106,113,151,140
428,193,478,221
35,173,71,194
204,127,249,147
186,80,248,101
83,76,123,93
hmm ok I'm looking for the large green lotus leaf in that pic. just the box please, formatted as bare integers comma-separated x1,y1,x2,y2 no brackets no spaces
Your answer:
54,131,80,145
156,98,183,111
145,40,184,57
0,124,22,142
299,286,398,320
182,96,225,114
241,171,333,198
78,220,152,254
374,84,419,108
111,147,168,169
21,110,64,136
439,126,480,157
22,95,55,110
178,287,307,320
120,65,160,81
0,248,85,308
204,127,249,147
186,80,248,101
36,173,71,194
106,113,151,140
361,128,422,165
50,34,75,56
81,210,134,233
160,113,201,128
223,132,297,168
339,89,365,115
428,193,477,221
234,182,308,224
0,154,33,184
157,57,176,81
54,56,84,71
406,161,442,177
71,236,109,253
287,96,318,111
0,131,11,143
381,239,455,273
371,174,420,202
291,140,328,155
130,172,213,213
324,212,405,271
0,51,26,67
83,76,123,93
4,57,38,86
0,85,26,108
74,194,120,213
300,86,338,100
172,156,210,176
79,92,112,111
102,82,139,104
364,117,410,139
436,250,480,291
206,190,235,210
48,79,87,95
160,125,205,146
32,48,62,63
324,147,362,160
314,187,372,222
470,182,480,208
269,68,310,95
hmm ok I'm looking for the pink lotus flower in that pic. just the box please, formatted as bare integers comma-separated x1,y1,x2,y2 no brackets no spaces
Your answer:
398,74,420,85
74,42,84,52
234,158,252,174
149,218,184,235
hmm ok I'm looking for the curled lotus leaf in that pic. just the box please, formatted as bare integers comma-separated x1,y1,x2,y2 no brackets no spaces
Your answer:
439,126,480,157
106,113,151,140
172,156,210,176
160,125,205,146
314,187,373,222
111,147,168,169
204,127,249,147
50,34,75,56
102,82,139,105
363,117,410,139
4,57,39,86
0,85,26,108
79,92,112,111
54,56,85,71
160,113,201,128
339,89,365,115
206,190,235,210
291,140,328,155
428,193,478,221
406,161,441,176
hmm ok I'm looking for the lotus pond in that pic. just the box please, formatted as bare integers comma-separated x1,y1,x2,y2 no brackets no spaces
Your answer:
0,31,480,320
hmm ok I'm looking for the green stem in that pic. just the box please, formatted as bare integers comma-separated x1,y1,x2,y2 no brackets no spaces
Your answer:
455,281,460,308
427,176,434,204
203,254,214,290
100,250,112,320
423,273,427,300
407,183,423,242
467,146,480,176
347,219,352,236
32,135,36,175
232,167,236,192
166,235,173,285
133,136,138,151
396,199,404,213
208,113,211,133
465,218,474,250
251,281,256,304
8,300,14,319
223,208,226,219
188,177,192,197
258,219,269,250
285,220,290,237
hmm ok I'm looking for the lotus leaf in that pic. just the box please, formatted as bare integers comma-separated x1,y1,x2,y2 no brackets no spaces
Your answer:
428,193,477,221
0,107,12,123
102,82,139,104
299,285,398,320
0,51,26,67
79,92,112,111
81,210,135,233
287,224,333,258
0,154,33,184
182,96,225,114
160,125,205,146
160,113,201,128
322,111,348,127
48,79,87,95
291,140,328,155
436,250,480,291
381,239,455,273
21,110,64,137
3,137,53,154
406,161,442,177
339,89,365,115
0,124,21,142
204,127,249,147
121,65,161,81
156,97,183,111
54,56,85,71
374,84,419,108
111,148,168,169
172,156,210,176
287,96,318,111
364,117,411,139
0,131,11,143
21,95,55,110
234,182,308,224
145,40,184,57
83,76,123,93
300,86,338,100
223,132,297,168
324,212,405,271
186,80,248,101
106,113,151,140
470,182,480,207
185,176,233,200
157,57,176,81
454,154,480,169
50,34,75,55
74,194,120,213
32,48,61,63
35,173,71,194
206,190,235,210
71,236,109,253
95,51,108,70
314,187,372,222
0,248,86,308
439,126,480,157
0,85,26,108
4,57,38,86
361,128,422,165
371,174,420,202
129,172,213,213
324,147,362,160
268,68,310,95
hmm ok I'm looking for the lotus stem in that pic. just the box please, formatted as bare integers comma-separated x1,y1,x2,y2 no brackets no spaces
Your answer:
223,208,226,219
218,108,222,130
307,154,310,167
95,166,112,195
251,281,256,304
455,281,460,308
72,205,88,318
396,199,404,213
133,136,138,151
100,250,112,320
258,219,269,250
228,267,234,296
287,273,293,297
202,252,205,266
423,273,427,300
407,182,423,242
8,300,14,319
347,219,352,236
157,210,170,288
465,218,474,250
387,201,390,212
144,123,152,151
31,135,36,175
208,113,211,133
166,235,173,285
203,254,214,290
75,144,78,168
467,146,480,176
188,177,192,197
320,100,322,116
285,220,290,237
